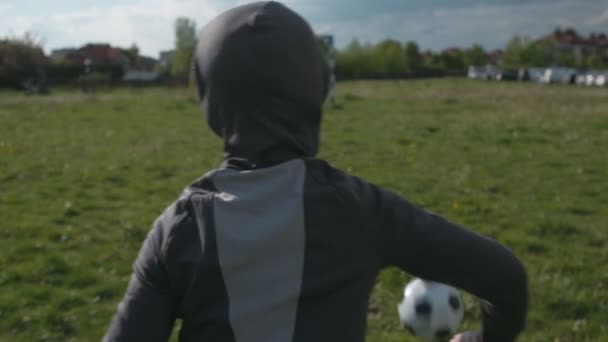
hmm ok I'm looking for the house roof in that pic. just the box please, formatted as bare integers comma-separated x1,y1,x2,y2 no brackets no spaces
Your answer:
63,43,125,65
542,28,608,48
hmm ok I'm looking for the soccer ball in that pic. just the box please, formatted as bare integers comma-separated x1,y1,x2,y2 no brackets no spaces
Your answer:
397,278,464,341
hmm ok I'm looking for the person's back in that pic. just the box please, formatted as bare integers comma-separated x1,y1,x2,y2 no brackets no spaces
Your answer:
104,2,528,342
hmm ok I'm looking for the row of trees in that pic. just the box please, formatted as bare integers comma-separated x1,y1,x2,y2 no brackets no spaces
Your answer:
334,35,608,80
501,35,608,70
3,24,608,89
334,39,489,79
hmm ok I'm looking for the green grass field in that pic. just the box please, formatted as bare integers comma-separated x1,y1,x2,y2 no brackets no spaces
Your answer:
1,79,607,341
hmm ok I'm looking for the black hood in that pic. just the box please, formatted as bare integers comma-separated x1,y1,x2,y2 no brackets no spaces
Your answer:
194,1,328,168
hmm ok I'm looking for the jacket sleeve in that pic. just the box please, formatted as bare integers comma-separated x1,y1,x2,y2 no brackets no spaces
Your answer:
369,184,528,342
103,210,178,342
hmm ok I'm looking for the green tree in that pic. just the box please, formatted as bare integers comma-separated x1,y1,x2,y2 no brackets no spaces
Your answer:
372,39,405,77
586,53,608,69
463,44,487,67
335,39,358,78
423,51,443,68
439,50,465,71
502,35,526,68
0,32,47,91
502,35,580,68
335,39,375,78
123,43,140,70
523,39,554,67
554,49,575,67
171,17,197,77
127,43,139,59
404,41,420,73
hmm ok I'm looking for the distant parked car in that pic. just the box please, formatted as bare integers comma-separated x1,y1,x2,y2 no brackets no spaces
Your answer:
585,72,597,86
527,68,545,83
594,72,608,87
484,65,499,80
467,65,499,80
518,68,531,81
467,66,486,79
496,69,518,81
518,68,545,82
576,72,588,86
540,68,577,84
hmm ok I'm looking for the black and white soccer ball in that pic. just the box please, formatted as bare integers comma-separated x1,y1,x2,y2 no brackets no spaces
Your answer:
397,278,464,342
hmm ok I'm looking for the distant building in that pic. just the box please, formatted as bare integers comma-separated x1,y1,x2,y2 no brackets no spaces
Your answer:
70,44,127,66
486,50,504,65
50,43,159,74
138,56,158,71
538,28,608,62
50,48,76,63
158,50,175,70
420,50,433,60
443,47,462,57
118,47,158,71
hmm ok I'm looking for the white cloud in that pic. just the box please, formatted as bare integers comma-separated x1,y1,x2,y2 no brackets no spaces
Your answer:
590,9,608,26
0,0,328,56
1,0,227,57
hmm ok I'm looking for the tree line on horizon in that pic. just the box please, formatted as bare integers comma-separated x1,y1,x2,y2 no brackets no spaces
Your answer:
501,35,608,70
334,34,608,80
2,18,608,90
334,39,487,79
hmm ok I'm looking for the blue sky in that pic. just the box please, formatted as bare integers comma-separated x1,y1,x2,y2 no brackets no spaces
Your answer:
1,0,607,57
